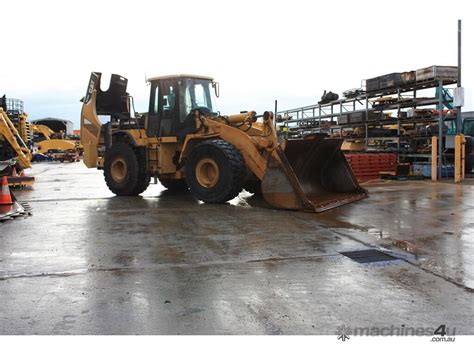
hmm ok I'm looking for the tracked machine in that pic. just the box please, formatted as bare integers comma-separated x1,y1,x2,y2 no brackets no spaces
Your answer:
80,73,367,212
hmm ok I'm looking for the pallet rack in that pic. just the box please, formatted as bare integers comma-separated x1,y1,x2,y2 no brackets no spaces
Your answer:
276,76,458,174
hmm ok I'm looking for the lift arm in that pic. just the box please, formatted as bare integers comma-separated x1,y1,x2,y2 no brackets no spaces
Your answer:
31,124,55,140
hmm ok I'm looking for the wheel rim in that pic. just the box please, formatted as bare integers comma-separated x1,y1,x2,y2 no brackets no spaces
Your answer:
195,158,219,188
111,158,127,183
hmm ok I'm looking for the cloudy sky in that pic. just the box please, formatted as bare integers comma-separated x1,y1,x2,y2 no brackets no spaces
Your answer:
1,0,472,129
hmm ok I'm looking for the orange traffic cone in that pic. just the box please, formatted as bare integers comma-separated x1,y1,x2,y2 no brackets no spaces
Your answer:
0,176,13,205
11,166,18,177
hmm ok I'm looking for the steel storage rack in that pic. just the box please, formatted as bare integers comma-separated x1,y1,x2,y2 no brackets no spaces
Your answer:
276,66,458,177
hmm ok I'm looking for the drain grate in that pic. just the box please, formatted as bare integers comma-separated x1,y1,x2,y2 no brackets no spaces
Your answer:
340,249,398,264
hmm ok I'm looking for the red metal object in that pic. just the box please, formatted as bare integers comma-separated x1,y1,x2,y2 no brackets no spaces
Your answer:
345,153,397,182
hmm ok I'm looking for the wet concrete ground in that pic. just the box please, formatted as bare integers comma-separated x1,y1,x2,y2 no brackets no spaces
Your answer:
0,162,473,334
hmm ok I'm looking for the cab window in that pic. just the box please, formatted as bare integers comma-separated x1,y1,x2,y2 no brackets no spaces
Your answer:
152,84,159,115
183,79,215,117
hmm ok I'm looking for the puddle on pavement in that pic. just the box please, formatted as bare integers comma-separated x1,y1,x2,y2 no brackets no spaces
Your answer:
391,239,420,254
367,228,392,240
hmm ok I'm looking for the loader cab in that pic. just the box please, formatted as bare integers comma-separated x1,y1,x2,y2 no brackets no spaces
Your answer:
147,74,218,139
462,112,474,137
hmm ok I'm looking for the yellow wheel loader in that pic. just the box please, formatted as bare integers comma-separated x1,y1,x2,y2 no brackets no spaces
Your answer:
81,72,367,212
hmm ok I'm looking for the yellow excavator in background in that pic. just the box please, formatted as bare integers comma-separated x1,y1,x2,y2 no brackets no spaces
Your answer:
31,123,79,154
31,124,55,140
0,108,31,169
81,73,367,212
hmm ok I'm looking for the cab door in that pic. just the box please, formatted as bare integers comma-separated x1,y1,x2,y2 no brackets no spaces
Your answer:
147,81,161,138
147,79,181,138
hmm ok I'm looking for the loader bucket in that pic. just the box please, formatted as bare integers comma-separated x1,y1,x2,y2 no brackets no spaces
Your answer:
261,134,367,212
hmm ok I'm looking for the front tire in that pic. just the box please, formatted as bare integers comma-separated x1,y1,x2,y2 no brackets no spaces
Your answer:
465,137,473,173
185,140,245,203
104,142,142,196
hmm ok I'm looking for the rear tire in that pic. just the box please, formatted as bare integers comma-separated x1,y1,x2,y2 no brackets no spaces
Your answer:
104,142,142,196
132,173,151,195
185,140,245,203
159,178,188,191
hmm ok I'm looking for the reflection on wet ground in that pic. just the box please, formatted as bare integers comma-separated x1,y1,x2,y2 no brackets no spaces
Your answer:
0,162,473,334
